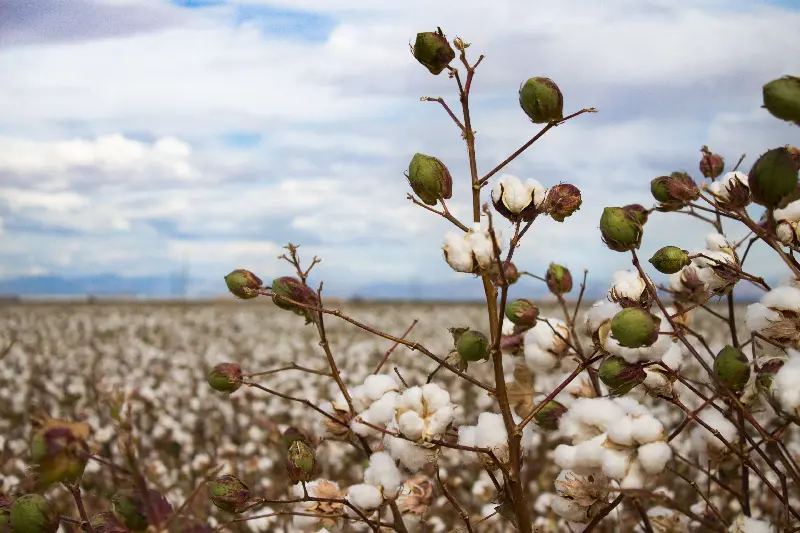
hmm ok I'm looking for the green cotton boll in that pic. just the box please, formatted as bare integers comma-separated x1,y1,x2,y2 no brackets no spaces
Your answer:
610,308,658,349
763,76,800,125
519,77,564,123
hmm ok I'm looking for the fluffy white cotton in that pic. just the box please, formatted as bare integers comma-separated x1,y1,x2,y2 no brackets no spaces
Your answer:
352,391,399,437
396,386,423,413
728,514,775,533
706,233,732,252
637,441,673,475
524,319,569,371
607,416,636,447
601,447,634,479
364,452,402,498
774,198,800,222
560,398,626,441
690,408,738,462
491,174,547,214
363,375,400,401
772,351,800,417
552,496,591,523
397,411,425,441
347,483,383,510
761,286,800,311
425,405,455,437
609,270,649,301
620,459,647,489
422,383,451,412
708,171,748,202
443,232,474,273
630,415,664,444
474,412,508,449
384,433,430,471
584,300,623,336
745,303,781,333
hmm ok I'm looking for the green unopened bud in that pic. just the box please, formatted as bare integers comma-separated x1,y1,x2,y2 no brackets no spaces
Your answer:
545,184,582,222
411,28,455,75
546,263,573,295
286,440,317,483
714,345,751,394
407,153,453,206
281,427,313,449
533,401,567,431
29,417,90,491
650,172,700,211
207,363,243,394
9,495,59,533
699,146,725,179
757,358,785,390
649,246,691,274
504,299,539,328
600,207,644,252
519,77,564,124
763,76,800,126
271,276,319,323
112,489,172,531
456,330,489,362
224,269,263,300
90,512,131,533
610,308,658,349
208,475,250,514
749,147,800,208
599,356,646,396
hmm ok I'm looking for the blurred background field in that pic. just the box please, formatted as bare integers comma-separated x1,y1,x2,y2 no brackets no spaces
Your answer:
0,299,747,531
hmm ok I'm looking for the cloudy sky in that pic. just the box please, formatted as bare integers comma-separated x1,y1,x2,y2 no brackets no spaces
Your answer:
1,0,799,298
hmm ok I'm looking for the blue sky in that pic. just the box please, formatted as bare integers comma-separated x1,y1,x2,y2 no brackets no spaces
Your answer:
0,0,799,298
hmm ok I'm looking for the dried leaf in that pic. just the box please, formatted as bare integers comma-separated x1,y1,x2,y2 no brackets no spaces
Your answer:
507,364,534,418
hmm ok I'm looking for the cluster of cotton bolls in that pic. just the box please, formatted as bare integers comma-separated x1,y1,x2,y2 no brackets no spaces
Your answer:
523,318,572,371
443,221,504,273
669,233,738,300
774,197,800,248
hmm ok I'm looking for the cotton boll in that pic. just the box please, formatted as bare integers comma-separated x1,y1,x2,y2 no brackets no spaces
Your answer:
421,383,450,412
572,398,626,433
554,444,578,470
425,405,454,438
363,375,400,401
366,392,398,426
637,441,672,475
630,415,664,444
662,343,684,370
602,448,634,480
292,514,320,532
761,286,800,311
384,435,430,471
443,233,474,273
552,496,590,523
397,387,424,415
585,300,623,336
607,416,635,447
364,452,403,498
347,484,383,510
609,270,648,301
612,397,649,416
620,460,646,489
745,303,780,333
525,346,559,371
772,353,800,416
474,413,508,449
572,434,608,473
398,411,425,441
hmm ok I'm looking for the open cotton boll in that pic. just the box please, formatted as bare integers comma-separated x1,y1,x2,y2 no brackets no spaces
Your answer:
772,352,800,416
610,270,649,301
396,387,424,414
347,483,383,510
607,416,636,447
525,345,559,371
552,496,591,523
474,412,508,449
620,459,647,489
630,415,664,444
443,232,474,273
705,233,732,252
728,514,775,533
457,426,480,464
637,441,672,475
425,405,454,438
761,286,800,311
584,300,623,336
292,514,321,532
364,452,403,498
398,411,425,441
368,392,398,425
709,171,748,202
661,342,684,370
612,396,650,417
774,199,800,222
571,398,626,433
384,434,430,472
745,303,780,333
363,375,400,402
602,447,634,480
421,383,451,412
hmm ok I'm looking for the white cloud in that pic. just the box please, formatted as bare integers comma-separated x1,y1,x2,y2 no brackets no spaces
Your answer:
0,0,798,294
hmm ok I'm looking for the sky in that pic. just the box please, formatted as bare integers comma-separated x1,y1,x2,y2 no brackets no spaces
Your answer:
0,0,799,298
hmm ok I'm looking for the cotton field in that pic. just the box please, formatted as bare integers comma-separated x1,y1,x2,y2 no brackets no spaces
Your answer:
0,299,797,532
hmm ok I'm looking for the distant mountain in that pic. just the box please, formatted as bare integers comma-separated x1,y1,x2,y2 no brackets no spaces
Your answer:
0,274,172,297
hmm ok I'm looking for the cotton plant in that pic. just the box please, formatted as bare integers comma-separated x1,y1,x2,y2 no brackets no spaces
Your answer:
4,25,800,533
